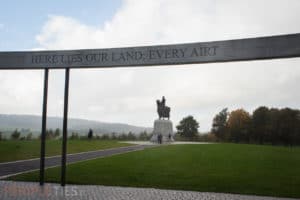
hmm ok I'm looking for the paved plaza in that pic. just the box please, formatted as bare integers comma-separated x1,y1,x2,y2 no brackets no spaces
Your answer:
0,180,297,200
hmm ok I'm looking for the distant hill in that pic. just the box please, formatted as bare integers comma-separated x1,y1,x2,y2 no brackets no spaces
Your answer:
0,114,152,138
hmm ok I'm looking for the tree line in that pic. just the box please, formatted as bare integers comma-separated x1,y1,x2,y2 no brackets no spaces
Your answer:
69,131,151,141
2,106,299,146
212,107,300,146
0,128,151,141
175,106,300,146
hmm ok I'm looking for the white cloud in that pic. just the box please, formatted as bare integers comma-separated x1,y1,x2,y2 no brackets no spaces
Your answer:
2,0,300,131
35,0,300,49
0,70,43,114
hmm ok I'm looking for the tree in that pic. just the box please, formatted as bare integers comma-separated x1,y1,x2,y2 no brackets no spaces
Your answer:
46,129,54,139
26,133,33,140
70,132,79,140
176,115,199,139
267,108,280,145
252,106,269,144
54,128,60,138
127,132,136,140
88,129,93,139
11,129,21,140
227,109,251,143
211,108,229,141
277,108,299,146
139,131,149,141
100,134,109,140
296,110,300,145
0,131,2,140
118,133,127,140
111,132,117,140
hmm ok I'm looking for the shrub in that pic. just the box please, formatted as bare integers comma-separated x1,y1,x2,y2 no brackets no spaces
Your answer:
11,129,21,140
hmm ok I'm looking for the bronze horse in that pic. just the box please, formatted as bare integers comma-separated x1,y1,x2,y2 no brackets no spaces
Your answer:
156,96,170,119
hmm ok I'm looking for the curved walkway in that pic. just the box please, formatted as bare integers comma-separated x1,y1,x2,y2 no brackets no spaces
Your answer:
0,144,156,179
0,180,297,200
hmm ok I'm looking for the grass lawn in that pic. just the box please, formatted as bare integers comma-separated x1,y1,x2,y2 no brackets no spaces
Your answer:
8,143,300,198
0,140,133,163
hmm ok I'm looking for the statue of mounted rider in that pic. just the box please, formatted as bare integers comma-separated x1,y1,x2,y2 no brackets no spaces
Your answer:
156,96,170,120
151,96,174,143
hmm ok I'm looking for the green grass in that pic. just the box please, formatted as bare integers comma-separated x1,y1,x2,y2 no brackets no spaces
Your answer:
0,140,133,163
8,143,300,198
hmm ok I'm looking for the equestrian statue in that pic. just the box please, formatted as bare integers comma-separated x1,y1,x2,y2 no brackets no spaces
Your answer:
156,96,170,120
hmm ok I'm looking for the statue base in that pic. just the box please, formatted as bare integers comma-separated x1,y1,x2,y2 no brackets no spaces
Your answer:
150,119,174,143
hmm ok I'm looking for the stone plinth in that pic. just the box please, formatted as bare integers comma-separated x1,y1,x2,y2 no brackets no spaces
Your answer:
150,119,174,143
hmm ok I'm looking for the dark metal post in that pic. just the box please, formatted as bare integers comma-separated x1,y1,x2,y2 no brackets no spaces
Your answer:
39,68,49,186
61,68,70,186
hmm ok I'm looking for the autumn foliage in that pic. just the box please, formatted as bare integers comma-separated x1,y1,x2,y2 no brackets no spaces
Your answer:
211,107,300,146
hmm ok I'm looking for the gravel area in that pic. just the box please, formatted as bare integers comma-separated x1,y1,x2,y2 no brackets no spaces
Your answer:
0,180,297,200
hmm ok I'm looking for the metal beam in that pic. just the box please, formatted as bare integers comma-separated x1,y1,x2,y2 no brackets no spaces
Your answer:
39,68,49,186
61,68,70,186
0,33,300,69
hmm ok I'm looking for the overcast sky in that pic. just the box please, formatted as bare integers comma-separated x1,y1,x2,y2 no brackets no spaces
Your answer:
1,0,300,131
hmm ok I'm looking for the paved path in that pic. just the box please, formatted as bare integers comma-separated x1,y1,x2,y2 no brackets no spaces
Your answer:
0,180,297,200
122,141,214,145
0,145,155,179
